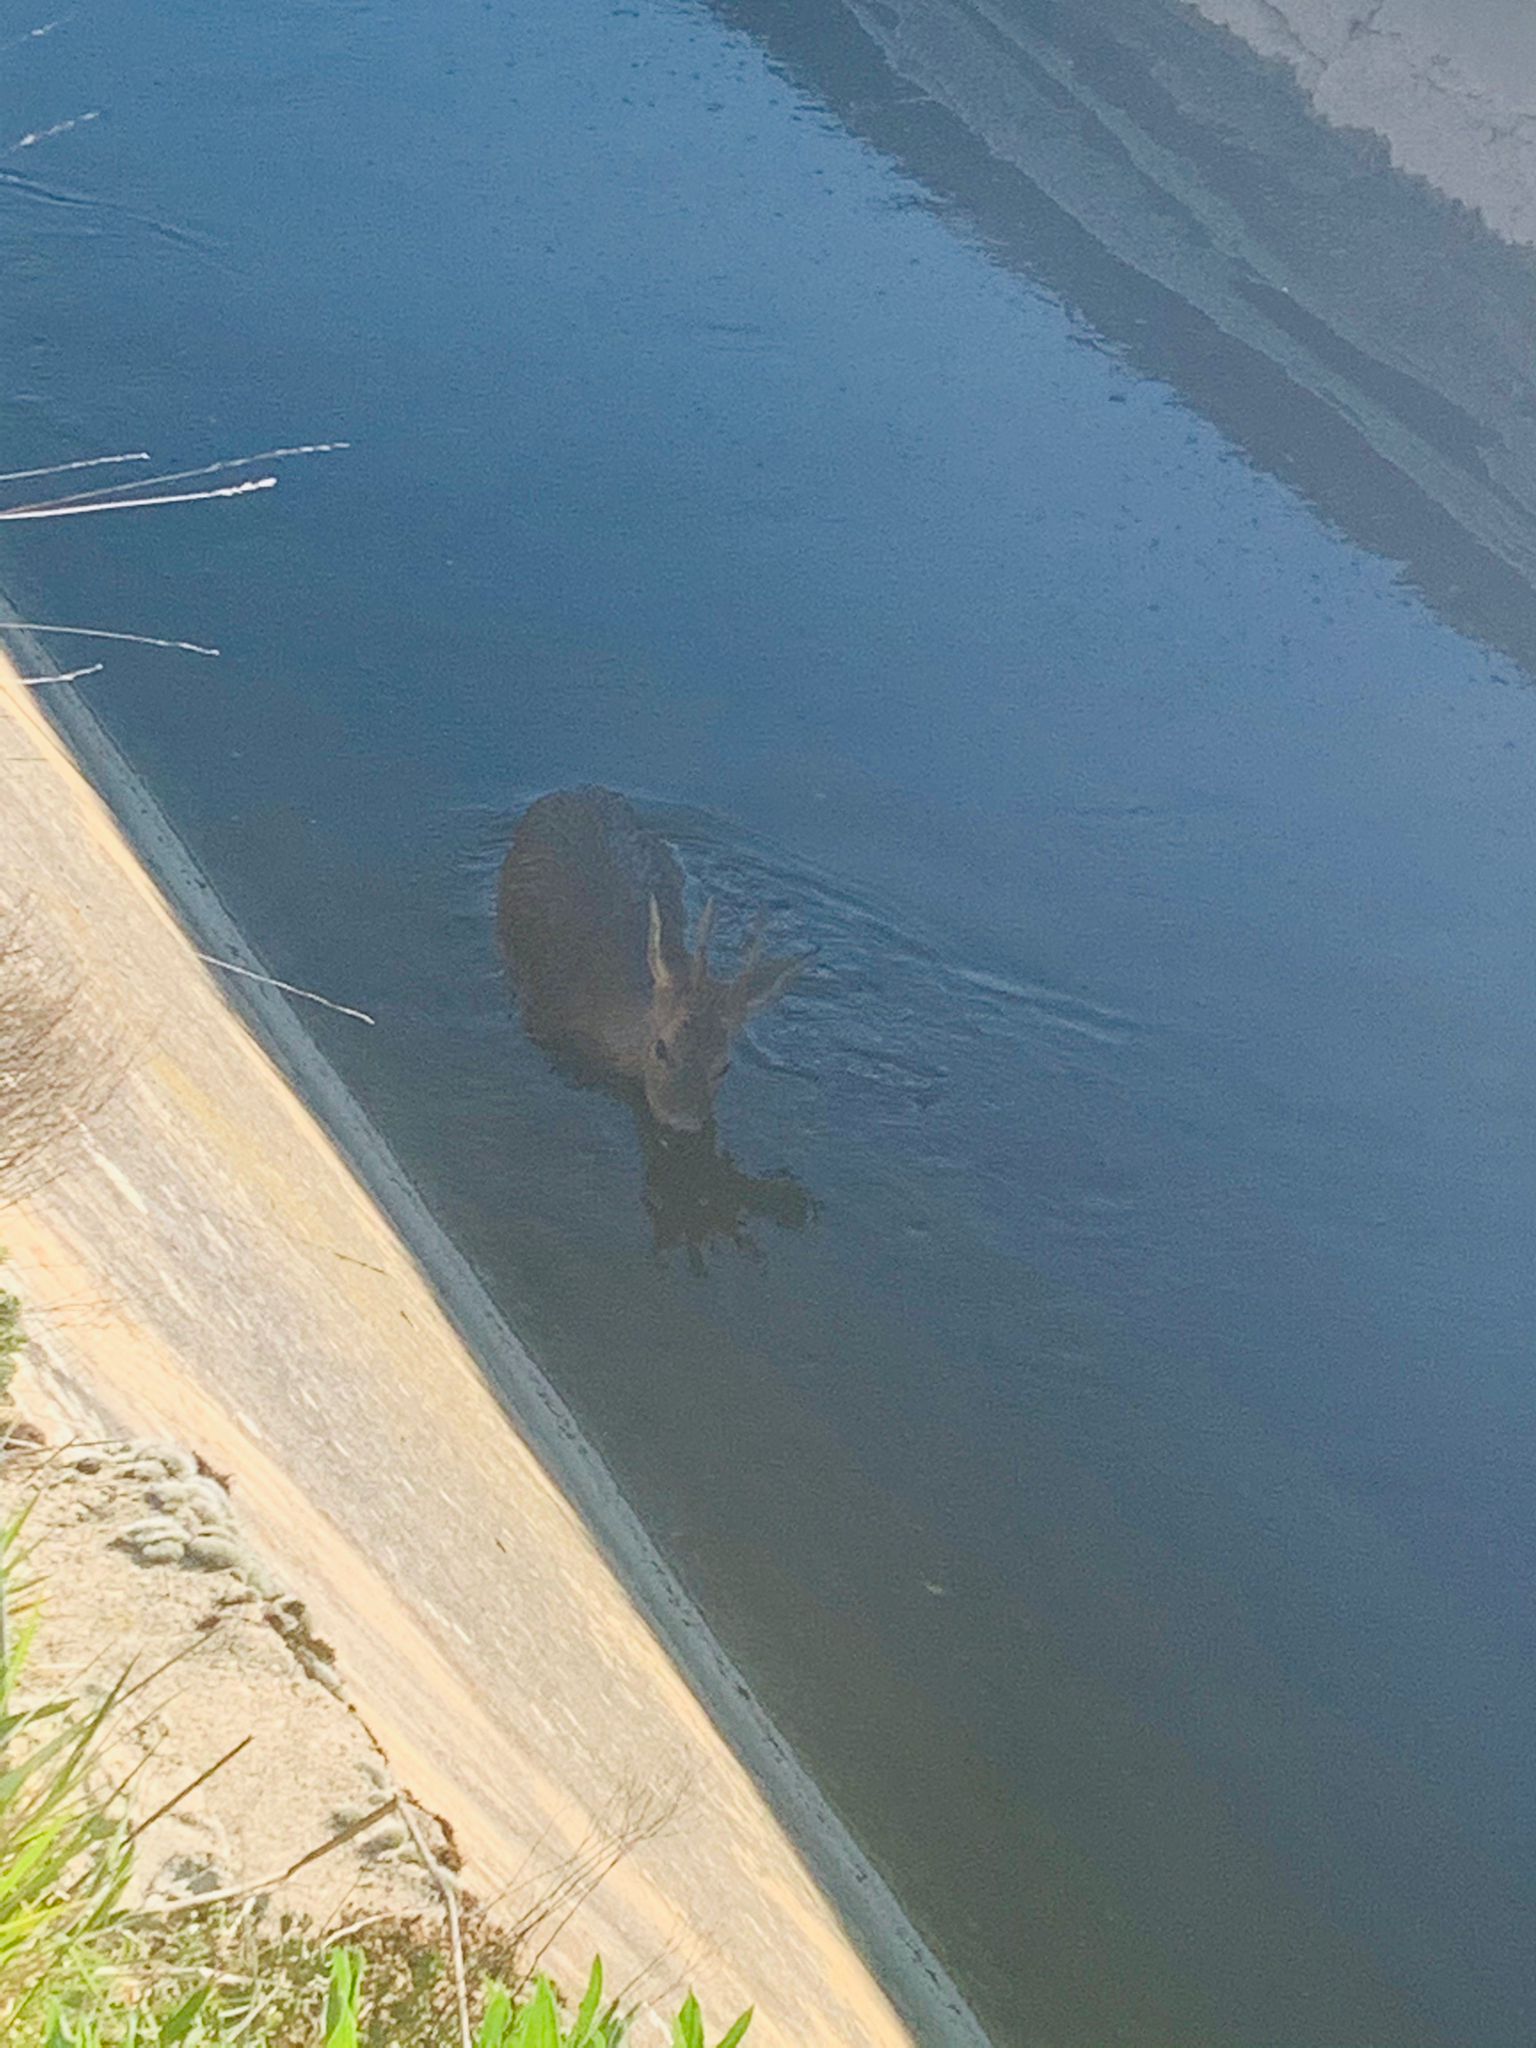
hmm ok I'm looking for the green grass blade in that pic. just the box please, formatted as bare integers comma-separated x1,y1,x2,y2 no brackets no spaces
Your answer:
515,1976,560,2048
323,1948,362,2048
475,1980,514,2048
155,1981,211,2044
570,1956,603,2045
671,1992,705,2048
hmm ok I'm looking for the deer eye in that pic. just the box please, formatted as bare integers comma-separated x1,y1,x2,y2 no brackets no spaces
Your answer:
654,1039,669,1063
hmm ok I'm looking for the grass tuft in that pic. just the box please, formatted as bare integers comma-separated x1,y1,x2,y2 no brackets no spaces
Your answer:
0,1517,752,2046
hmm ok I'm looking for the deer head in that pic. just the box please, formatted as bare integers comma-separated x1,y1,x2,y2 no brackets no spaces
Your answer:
641,897,807,1132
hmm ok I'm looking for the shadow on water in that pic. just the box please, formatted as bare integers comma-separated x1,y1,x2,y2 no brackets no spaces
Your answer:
708,0,1536,679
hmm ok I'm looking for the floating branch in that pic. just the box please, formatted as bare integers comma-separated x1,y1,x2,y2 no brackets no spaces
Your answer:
196,953,377,1026
3,622,219,656
0,477,276,521
0,19,71,52
0,452,148,485
7,109,99,152
15,662,104,686
15,439,350,513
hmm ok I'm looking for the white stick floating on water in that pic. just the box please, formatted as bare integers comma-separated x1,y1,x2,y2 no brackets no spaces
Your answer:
0,452,149,485
7,109,98,151
3,622,219,656
15,663,104,686
0,19,71,52
0,477,277,521
15,441,351,512
196,954,377,1027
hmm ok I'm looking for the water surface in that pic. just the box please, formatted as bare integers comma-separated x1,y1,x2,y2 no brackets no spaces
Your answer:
5,1,1536,2040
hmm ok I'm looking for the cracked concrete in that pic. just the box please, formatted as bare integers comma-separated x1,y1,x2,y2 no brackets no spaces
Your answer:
1186,0,1536,245
0,1435,445,1927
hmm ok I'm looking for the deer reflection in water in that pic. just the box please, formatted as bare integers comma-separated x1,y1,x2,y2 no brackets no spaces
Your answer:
498,787,818,1264
632,1109,818,1274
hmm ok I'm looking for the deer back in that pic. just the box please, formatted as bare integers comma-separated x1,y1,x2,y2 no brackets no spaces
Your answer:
498,787,687,1074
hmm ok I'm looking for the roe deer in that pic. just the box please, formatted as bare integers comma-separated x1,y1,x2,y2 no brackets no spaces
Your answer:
497,787,809,1133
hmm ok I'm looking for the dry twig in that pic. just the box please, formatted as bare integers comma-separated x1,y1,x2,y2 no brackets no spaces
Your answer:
399,1800,472,2048
147,1797,402,1921
7,441,350,514
5,622,218,656
128,1736,254,1842
16,663,103,686
196,955,376,1026
0,478,277,521
0,453,147,486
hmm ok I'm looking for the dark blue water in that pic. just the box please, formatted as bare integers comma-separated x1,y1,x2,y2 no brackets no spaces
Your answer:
6,1,1536,2039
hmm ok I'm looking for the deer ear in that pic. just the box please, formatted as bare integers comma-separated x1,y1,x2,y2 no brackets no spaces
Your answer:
691,898,717,987
646,897,674,992
730,951,810,1019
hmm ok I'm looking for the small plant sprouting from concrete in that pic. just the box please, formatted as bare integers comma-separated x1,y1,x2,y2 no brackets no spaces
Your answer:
0,1508,754,2047
0,900,119,1201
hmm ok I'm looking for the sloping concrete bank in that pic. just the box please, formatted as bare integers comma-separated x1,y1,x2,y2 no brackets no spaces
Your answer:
1188,0,1536,249
0,633,984,2047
